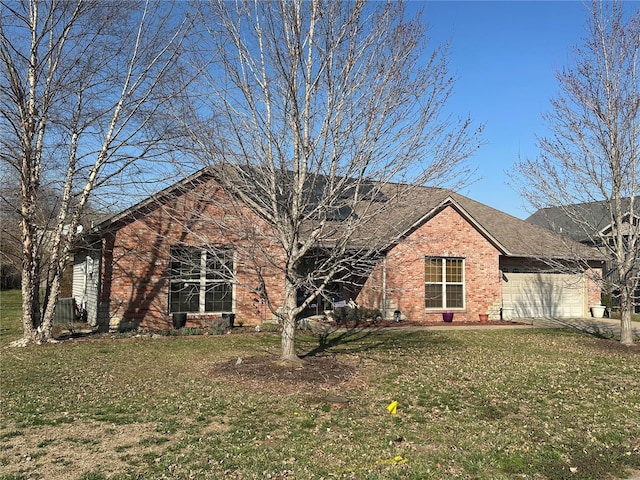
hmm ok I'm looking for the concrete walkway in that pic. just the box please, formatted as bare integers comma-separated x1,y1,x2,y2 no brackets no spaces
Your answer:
398,317,640,340
515,316,640,340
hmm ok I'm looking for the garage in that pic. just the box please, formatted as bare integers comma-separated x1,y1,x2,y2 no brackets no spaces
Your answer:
502,271,587,318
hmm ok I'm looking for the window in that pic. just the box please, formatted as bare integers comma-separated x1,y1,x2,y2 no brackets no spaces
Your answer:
169,247,233,313
425,257,464,309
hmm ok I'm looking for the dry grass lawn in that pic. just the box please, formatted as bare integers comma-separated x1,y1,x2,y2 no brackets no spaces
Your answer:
2,290,640,479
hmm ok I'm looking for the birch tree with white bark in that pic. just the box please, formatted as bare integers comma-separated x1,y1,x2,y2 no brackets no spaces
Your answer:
180,0,482,360
514,0,640,345
0,0,192,345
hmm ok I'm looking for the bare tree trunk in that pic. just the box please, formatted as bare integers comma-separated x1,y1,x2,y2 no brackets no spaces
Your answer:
620,286,635,346
39,259,64,343
280,278,299,361
19,237,39,344
17,214,60,345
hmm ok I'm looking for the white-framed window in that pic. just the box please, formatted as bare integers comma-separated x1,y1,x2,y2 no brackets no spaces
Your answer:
425,257,465,309
169,246,234,313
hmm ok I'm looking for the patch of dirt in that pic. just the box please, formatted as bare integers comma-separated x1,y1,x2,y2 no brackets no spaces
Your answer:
0,420,167,480
212,355,358,393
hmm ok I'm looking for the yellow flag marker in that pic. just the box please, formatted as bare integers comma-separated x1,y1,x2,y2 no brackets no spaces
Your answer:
387,400,398,415
379,455,408,465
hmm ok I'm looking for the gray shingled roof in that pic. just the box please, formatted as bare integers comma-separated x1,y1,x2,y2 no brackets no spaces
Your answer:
526,198,638,244
445,192,603,259
96,168,603,261
353,185,604,260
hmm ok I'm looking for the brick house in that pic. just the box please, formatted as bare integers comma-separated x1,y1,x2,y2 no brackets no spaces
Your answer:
73,169,604,331
358,192,603,322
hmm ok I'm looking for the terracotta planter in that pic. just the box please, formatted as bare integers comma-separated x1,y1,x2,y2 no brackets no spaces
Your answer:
479,313,488,324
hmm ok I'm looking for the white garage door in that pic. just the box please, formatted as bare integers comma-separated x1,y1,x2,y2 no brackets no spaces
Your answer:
502,272,586,318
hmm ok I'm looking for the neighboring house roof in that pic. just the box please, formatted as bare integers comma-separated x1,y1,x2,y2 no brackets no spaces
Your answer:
93,167,603,261
526,197,640,244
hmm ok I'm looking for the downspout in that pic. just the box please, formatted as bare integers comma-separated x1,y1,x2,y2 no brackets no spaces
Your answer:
82,256,88,311
382,256,387,320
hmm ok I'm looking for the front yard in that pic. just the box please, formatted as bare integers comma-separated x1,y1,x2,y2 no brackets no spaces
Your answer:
1,289,640,479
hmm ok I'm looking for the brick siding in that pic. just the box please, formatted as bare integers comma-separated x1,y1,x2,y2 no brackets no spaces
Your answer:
357,205,502,322
99,182,285,330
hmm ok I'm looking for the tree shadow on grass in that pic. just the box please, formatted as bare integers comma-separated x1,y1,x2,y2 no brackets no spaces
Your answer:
499,440,640,480
300,325,455,358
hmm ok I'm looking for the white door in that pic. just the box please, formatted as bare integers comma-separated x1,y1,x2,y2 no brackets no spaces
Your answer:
502,272,586,318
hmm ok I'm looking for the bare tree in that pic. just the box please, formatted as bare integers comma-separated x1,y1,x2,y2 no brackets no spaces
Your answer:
178,0,482,360
0,0,193,345
0,168,60,291
514,0,640,345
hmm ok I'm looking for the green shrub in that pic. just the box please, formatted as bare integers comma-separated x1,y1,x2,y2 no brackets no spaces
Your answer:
181,327,201,336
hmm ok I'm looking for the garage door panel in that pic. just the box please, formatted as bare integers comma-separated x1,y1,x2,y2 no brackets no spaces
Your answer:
502,272,585,318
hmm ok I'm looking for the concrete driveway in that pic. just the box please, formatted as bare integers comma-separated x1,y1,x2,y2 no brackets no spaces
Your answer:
517,316,640,340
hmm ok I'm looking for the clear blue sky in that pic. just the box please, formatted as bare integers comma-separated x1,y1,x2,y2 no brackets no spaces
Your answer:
421,1,593,219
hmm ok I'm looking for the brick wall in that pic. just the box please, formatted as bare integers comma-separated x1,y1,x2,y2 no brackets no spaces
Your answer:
100,182,285,330
357,205,503,322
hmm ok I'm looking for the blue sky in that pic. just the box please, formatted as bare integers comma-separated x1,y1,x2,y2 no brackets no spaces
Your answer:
421,1,594,219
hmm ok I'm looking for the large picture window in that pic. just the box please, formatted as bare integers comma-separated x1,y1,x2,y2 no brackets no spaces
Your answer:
169,247,234,313
425,257,465,309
